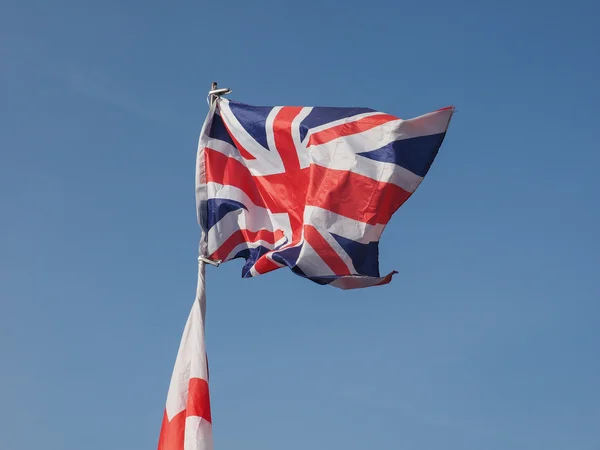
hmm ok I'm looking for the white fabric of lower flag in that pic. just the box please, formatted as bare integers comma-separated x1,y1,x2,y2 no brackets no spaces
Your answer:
157,261,213,450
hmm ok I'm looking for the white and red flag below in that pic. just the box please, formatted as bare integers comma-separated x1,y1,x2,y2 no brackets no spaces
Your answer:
158,262,213,450
158,92,454,449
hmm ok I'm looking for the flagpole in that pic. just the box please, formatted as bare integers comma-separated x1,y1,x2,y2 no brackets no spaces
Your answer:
158,82,234,450
199,81,231,268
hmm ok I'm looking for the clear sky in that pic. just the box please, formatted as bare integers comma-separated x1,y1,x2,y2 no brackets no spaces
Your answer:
1,0,599,449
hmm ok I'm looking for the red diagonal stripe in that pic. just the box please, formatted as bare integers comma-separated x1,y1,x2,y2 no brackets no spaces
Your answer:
252,253,283,274
205,148,265,208
307,164,411,225
307,113,398,147
304,225,351,275
211,229,283,261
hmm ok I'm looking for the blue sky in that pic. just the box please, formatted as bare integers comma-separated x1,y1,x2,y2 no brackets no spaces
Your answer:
1,0,599,449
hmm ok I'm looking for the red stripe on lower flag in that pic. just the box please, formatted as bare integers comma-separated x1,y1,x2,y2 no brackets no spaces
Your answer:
187,378,212,423
158,409,185,450
157,377,211,450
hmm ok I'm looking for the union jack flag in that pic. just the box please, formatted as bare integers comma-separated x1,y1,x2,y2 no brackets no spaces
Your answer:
196,98,454,289
158,95,455,450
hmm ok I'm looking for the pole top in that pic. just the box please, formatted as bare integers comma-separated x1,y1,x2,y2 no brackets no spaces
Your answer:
208,82,232,106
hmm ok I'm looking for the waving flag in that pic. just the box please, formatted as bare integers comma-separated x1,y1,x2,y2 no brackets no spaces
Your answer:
196,98,454,289
158,93,454,450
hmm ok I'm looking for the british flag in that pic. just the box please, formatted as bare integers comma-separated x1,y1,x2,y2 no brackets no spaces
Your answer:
158,96,455,450
196,98,454,289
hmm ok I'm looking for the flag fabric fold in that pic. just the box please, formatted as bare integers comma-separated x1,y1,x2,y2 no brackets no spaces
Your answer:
196,98,454,289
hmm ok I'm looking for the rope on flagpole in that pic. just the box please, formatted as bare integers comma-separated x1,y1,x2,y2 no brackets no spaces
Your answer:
199,255,221,267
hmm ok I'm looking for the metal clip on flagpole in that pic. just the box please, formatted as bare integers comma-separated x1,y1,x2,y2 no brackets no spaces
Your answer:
207,81,232,107
199,255,221,267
